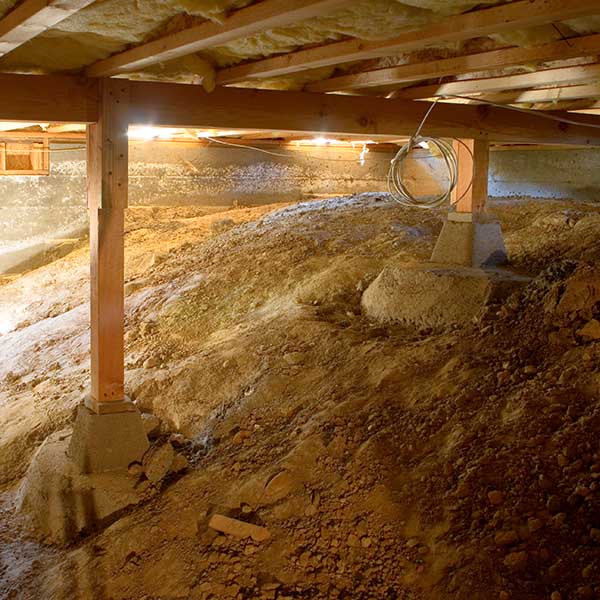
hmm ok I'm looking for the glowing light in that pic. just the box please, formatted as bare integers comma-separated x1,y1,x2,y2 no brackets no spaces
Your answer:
128,126,178,140
157,129,177,140
128,126,158,140
196,130,256,139
295,138,376,147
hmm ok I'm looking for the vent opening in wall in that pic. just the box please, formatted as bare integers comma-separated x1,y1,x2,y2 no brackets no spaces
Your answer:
0,140,50,175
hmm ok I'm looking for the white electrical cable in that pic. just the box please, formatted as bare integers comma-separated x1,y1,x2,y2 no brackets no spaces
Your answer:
387,90,600,210
444,94,600,130
388,99,467,209
388,136,459,209
204,136,388,163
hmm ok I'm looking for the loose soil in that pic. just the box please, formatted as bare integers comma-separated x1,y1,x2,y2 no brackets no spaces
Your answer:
1,194,599,600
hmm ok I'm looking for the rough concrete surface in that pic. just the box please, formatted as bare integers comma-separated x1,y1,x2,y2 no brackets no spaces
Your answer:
490,148,600,202
0,141,394,275
3,143,600,275
17,430,144,545
67,404,149,474
361,263,529,328
431,217,507,267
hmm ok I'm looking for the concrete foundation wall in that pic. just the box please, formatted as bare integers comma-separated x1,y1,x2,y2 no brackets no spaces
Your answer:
0,140,394,273
1,141,599,274
489,149,600,202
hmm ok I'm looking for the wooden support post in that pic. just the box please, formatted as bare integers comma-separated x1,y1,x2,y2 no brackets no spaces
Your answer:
86,79,131,415
452,139,489,214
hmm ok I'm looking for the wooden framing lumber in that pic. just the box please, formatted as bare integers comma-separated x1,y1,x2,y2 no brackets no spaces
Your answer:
538,100,600,112
482,84,600,105
0,130,86,141
0,138,49,174
216,0,600,85
125,79,600,146
393,63,600,101
571,108,600,116
307,34,600,93
2,74,600,145
86,0,350,77
453,139,489,214
0,74,98,122
0,0,96,58
87,79,130,414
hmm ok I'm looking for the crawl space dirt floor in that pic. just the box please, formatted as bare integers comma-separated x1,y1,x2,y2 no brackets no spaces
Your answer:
1,193,600,600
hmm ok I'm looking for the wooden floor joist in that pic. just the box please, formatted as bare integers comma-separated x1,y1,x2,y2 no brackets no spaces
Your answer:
393,63,600,101
306,34,600,93
0,130,86,141
482,84,600,106
0,0,96,58
216,0,600,85
86,0,350,77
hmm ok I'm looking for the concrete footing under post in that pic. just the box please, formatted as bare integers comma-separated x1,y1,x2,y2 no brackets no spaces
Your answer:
68,403,149,473
17,402,149,544
362,212,521,327
431,212,507,268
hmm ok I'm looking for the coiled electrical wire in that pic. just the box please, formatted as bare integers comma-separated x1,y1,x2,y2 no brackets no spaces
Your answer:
388,136,459,209
387,98,473,210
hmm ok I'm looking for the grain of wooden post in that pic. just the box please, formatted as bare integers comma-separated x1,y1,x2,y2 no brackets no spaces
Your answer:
87,79,131,414
452,139,489,214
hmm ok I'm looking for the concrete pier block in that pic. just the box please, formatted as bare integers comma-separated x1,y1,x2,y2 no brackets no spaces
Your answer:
17,430,149,544
431,212,507,268
67,403,149,474
17,403,151,544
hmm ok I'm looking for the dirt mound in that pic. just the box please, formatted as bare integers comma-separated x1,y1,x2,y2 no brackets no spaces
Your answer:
1,195,600,599
361,263,528,328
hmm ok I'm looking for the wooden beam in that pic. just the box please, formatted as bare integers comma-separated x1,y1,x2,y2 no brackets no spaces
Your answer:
217,0,600,85
0,74,98,122
47,123,86,134
87,79,130,415
0,0,96,58
125,79,600,146
453,139,489,214
307,34,600,93
2,74,600,145
86,0,350,77
393,63,600,101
